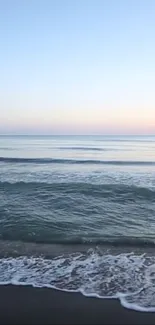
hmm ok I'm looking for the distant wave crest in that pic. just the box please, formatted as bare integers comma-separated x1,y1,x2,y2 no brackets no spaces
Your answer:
58,146,104,151
0,157,155,166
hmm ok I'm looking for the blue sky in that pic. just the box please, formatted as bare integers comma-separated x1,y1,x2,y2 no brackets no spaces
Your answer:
0,0,155,134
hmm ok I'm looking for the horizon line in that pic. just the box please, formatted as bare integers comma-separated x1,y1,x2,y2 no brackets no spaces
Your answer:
0,134,154,137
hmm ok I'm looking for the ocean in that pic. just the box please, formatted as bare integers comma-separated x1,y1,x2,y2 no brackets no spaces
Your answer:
0,135,155,312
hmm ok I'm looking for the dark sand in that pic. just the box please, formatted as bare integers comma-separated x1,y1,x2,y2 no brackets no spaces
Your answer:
0,285,155,324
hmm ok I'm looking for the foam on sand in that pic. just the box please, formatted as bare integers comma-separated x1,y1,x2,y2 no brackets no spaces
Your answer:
0,250,155,312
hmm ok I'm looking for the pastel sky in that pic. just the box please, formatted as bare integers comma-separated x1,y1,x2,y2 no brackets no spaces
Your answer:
0,0,155,135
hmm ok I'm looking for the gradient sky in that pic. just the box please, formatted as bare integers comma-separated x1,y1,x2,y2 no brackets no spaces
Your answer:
0,0,155,135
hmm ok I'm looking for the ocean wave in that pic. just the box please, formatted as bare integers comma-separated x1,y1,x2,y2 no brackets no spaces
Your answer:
1,180,155,246
0,157,155,165
0,233,155,247
0,250,155,312
1,180,154,199
0,148,17,151
58,146,104,151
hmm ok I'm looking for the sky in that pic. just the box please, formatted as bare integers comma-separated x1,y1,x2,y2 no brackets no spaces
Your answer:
0,0,155,135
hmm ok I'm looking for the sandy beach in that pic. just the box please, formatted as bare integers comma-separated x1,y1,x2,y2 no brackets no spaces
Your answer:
0,285,154,324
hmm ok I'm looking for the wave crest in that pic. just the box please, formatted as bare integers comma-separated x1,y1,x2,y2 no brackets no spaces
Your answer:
0,157,155,166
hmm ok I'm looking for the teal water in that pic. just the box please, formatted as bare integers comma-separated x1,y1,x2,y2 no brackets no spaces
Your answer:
0,135,155,245
0,135,155,311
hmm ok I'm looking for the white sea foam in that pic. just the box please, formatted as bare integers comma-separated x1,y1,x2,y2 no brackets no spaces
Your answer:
0,250,155,312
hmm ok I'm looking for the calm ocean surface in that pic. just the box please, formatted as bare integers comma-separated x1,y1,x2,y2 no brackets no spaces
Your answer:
0,135,155,311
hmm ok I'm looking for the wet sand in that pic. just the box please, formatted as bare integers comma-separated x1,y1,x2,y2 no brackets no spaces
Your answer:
0,285,155,324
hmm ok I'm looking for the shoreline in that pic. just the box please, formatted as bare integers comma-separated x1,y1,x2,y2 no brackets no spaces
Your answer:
0,285,155,324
